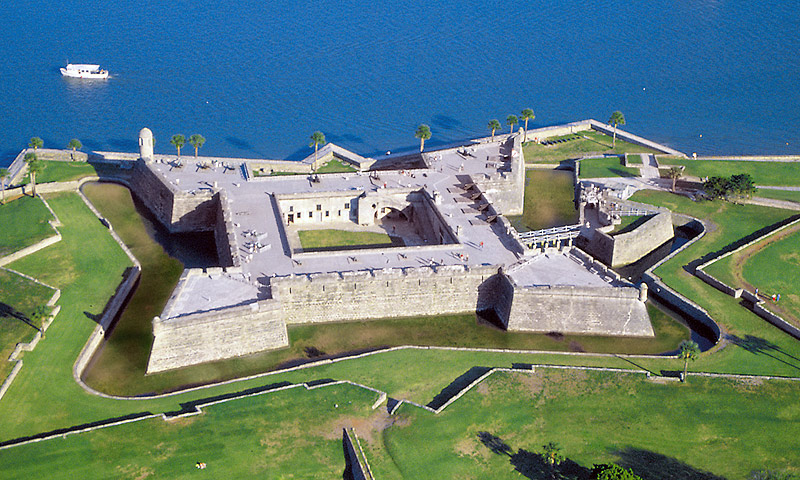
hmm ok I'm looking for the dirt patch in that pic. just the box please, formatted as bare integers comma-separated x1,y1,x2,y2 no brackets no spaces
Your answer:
324,409,408,445
115,464,155,480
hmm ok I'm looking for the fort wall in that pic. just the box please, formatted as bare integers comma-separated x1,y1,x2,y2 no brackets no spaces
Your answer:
147,300,288,373
581,212,674,267
500,278,653,336
271,264,498,324
472,135,525,216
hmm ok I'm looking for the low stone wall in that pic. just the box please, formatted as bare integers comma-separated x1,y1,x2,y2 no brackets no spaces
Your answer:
521,120,593,143
343,428,374,480
694,216,800,339
272,264,498,324
147,300,288,373
214,191,239,267
0,232,61,267
587,119,686,156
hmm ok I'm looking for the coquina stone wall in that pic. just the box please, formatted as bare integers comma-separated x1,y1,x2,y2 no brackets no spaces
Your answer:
472,135,525,216
582,212,674,267
147,300,288,373
271,264,498,324
498,276,653,336
129,159,217,233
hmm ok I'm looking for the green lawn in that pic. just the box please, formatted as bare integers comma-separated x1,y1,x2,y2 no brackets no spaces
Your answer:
523,130,660,164
0,383,381,479
0,195,56,257
704,225,800,327
316,158,357,174
578,156,639,179
377,369,800,479
298,229,394,250
629,190,800,377
660,159,800,186
507,169,578,231
21,160,99,185
0,269,55,380
755,189,800,203
611,215,651,235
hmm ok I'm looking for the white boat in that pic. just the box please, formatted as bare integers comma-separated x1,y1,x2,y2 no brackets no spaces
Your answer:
60,63,108,79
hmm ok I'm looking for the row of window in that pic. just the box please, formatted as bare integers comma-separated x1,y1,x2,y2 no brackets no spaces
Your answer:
288,202,350,213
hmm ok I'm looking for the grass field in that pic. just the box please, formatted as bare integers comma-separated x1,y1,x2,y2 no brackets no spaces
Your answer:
1,369,797,479
316,158,357,173
629,190,800,377
0,195,56,257
21,160,99,185
578,156,640,179
376,369,800,479
0,269,55,380
298,229,394,250
755,189,800,203
523,130,659,164
507,169,578,231
611,215,650,235
705,223,800,327
660,159,800,186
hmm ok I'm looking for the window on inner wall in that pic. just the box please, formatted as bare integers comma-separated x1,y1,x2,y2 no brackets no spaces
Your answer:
288,205,293,212
325,211,329,217
344,202,350,209
316,204,322,211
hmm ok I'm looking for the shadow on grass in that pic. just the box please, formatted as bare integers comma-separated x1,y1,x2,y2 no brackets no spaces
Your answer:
0,302,39,331
427,366,492,410
615,447,727,480
608,167,637,178
726,334,800,371
478,432,590,479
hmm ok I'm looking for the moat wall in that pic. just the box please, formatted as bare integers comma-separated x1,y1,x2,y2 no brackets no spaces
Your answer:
580,212,674,267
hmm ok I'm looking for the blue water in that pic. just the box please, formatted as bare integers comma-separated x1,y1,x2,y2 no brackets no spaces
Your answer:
2,0,799,166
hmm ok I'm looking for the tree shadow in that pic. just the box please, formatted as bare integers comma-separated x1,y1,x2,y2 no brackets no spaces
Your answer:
478,431,512,456
477,433,590,479
608,167,637,178
431,114,462,132
726,334,800,370
614,447,727,480
0,302,39,331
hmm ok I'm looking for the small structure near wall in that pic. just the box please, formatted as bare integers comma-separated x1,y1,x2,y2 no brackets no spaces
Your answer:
138,127,154,162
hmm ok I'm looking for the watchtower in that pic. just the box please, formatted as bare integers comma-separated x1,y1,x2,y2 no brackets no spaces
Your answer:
139,127,154,162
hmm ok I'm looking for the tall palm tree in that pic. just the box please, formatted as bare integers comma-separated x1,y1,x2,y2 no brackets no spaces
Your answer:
678,340,700,382
667,166,683,192
608,111,626,148
520,108,535,140
170,134,186,158
415,124,431,152
488,119,501,142
29,137,43,151
506,114,518,135
0,167,8,204
309,131,326,166
25,152,42,197
188,134,206,158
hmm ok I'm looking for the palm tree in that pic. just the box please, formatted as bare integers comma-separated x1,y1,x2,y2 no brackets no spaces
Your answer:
0,167,8,204
488,119,501,142
188,134,206,158
67,138,82,160
678,340,700,382
667,166,683,192
415,124,431,152
540,442,564,480
520,108,535,140
608,111,626,148
29,137,43,151
506,114,518,135
25,152,43,197
309,131,326,166
170,134,186,158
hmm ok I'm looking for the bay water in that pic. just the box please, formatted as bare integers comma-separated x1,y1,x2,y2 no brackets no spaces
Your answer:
2,0,799,166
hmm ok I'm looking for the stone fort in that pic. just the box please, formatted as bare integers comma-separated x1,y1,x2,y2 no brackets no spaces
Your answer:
120,124,671,373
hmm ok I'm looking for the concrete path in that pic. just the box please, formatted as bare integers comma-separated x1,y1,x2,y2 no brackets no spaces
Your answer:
639,154,660,180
